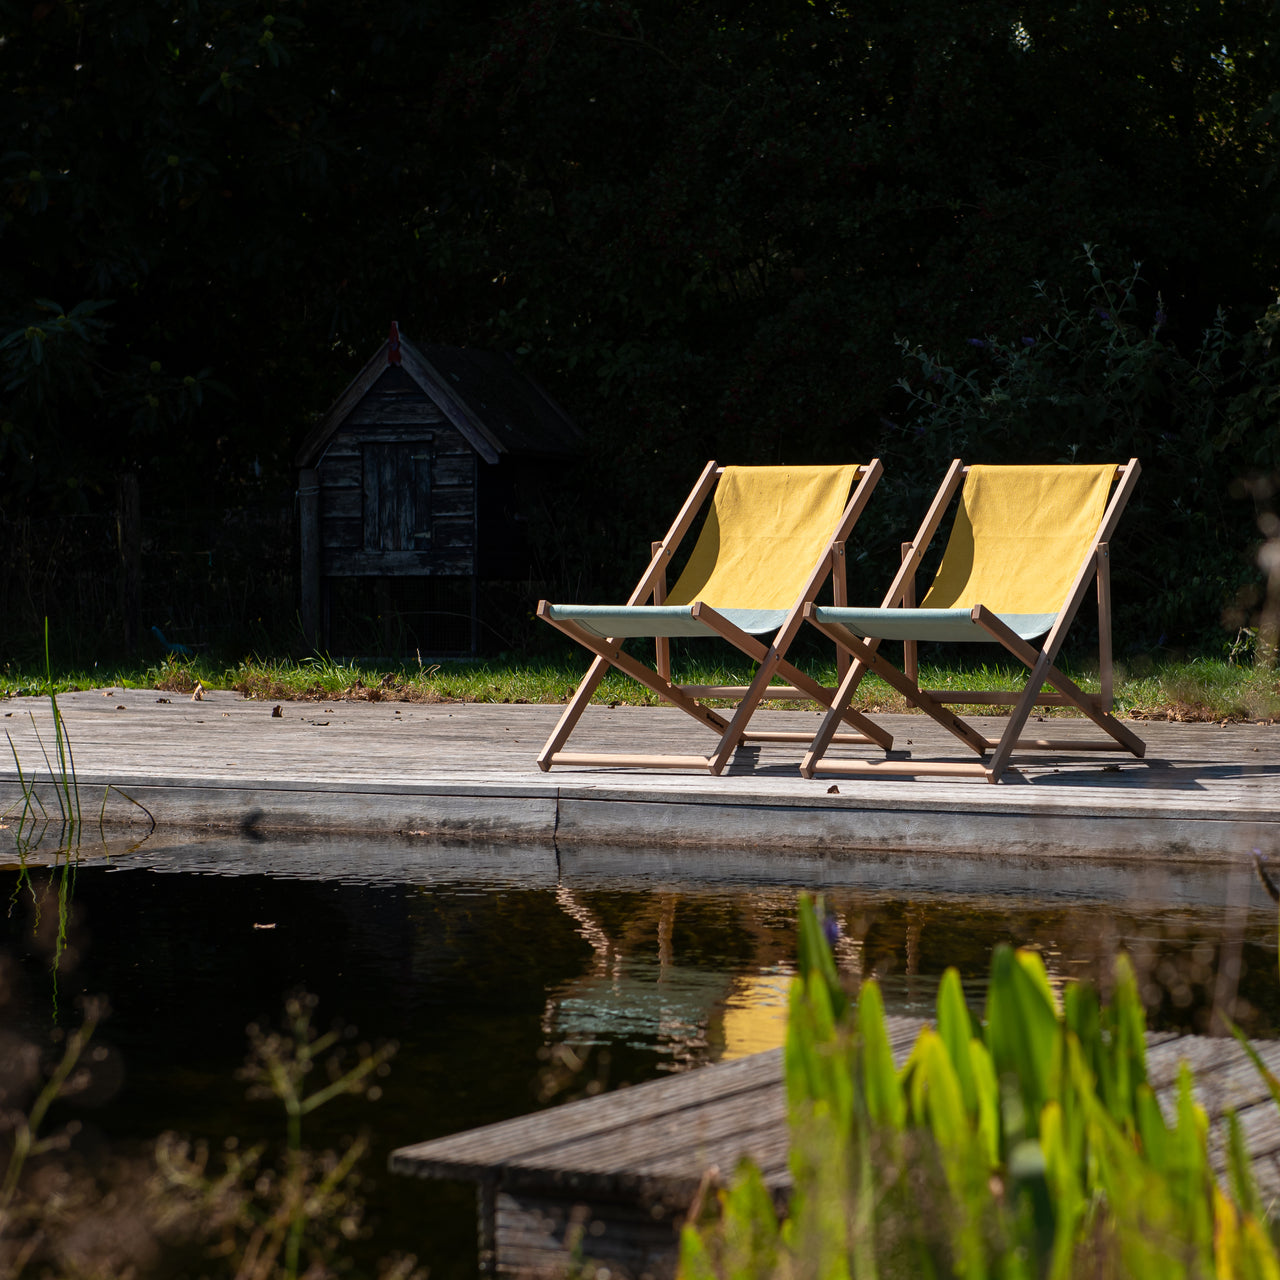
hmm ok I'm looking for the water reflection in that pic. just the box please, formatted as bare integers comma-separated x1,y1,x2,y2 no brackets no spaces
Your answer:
0,831,1275,1278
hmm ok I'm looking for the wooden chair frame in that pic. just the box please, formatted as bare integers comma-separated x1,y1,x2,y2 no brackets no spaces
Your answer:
537,459,894,775
800,458,1146,783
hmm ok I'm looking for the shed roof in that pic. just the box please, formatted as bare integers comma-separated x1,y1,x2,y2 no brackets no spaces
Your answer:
295,329,581,469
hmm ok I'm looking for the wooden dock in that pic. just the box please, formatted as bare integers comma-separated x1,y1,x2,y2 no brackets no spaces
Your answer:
390,1022,1280,1279
0,689,1277,863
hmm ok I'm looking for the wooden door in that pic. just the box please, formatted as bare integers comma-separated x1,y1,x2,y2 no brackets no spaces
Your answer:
362,440,433,552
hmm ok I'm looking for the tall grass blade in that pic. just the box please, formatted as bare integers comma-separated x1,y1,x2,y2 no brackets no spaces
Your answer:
44,618,80,833
27,711,66,825
6,728,47,832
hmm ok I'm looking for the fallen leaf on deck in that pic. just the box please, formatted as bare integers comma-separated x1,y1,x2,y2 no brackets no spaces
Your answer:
271,705,283,717
827,784,840,794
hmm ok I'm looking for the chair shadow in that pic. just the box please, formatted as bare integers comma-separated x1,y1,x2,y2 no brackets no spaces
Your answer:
727,747,1280,793
1010,759,1280,791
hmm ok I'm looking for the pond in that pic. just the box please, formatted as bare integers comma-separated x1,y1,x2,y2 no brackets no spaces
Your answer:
2,832,1277,1278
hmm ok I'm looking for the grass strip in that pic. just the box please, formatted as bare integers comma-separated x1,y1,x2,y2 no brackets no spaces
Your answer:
2,652,1277,723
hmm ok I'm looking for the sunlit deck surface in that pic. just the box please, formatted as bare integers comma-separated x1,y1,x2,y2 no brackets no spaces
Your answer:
0,689,1277,862
388,1022,1280,1278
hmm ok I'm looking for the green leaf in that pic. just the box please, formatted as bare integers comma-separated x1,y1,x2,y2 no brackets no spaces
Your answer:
1224,1015,1280,1114
1225,1109,1264,1224
677,1220,718,1280
796,894,845,1018
937,966,978,1117
720,1159,781,1280
1134,1084,1168,1171
857,979,904,1130
968,1038,1000,1167
985,946,1060,1130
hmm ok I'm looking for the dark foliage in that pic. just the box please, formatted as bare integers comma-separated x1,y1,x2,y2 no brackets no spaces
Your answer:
2,0,1278,659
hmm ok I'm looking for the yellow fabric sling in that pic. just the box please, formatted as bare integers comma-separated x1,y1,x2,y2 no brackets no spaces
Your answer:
921,463,1117,614
813,463,1117,643
548,464,858,638
667,464,857,609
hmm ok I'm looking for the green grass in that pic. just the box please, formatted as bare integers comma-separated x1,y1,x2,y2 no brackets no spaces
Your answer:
2,650,1277,722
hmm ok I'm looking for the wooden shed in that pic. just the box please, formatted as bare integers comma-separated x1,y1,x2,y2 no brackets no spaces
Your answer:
295,324,580,654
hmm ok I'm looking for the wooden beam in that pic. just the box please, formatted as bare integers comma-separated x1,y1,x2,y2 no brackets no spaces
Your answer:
971,606,1145,757
298,468,321,650
1097,541,1113,711
901,541,918,683
117,471,141,654
810,758,992,778
547,752,712,769
652,541,670,681
802,615,988,762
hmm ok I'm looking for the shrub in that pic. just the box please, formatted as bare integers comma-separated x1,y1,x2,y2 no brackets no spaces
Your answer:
888,248,1280,655
679,895,1280,1279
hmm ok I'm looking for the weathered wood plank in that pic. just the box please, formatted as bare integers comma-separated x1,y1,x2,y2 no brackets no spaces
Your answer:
430,519,476,549
429,487,474,519
391,1047,797,1182
1,696,1277,854
323,548,475,576
497,1097,789,1192
496,1191,680,1279
320,516,362,551
317,453,362,488
404,1019,1280,1198
323,481,472,524
321,425,471,459
346,398,446,427
435,454,476,487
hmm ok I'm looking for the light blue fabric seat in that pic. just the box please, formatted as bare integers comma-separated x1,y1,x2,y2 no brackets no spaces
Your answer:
544,604,788,640
809,606,1057,645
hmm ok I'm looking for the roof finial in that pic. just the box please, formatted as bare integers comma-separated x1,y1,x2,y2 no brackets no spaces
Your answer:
388,320,402,366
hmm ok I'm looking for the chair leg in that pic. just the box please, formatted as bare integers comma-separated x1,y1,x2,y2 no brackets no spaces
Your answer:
971,609,1145,781
983,651,1055,782
832,540,849,684
537,608,735,770
1097,542,1113,712
800,654,871,778
537,655,611,771
901,541,918,684
802,620,990,774
652,540,671,681
690,607,894,775
971,607,1145,759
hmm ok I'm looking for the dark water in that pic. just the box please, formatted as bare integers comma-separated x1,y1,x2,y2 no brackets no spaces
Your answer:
2,833,1277,1277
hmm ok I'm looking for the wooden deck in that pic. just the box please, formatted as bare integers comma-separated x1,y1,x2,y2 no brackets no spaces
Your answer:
0,689,1277,861
390,1021,1280,1278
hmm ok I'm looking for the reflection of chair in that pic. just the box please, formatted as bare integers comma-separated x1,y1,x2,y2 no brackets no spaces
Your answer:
537,460,893,774
801,459,1145,783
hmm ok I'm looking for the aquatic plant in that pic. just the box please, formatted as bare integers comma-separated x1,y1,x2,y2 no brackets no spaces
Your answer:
679,895,1280,1279
151,992,422,1280
4,620,81,841
0,989,422,1280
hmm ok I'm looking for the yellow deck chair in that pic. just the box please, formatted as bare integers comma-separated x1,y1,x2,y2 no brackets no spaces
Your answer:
801,459,1145,783
537,459,893,774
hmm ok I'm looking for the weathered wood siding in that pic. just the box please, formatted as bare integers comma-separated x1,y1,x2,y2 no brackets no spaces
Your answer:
316,366,477,577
